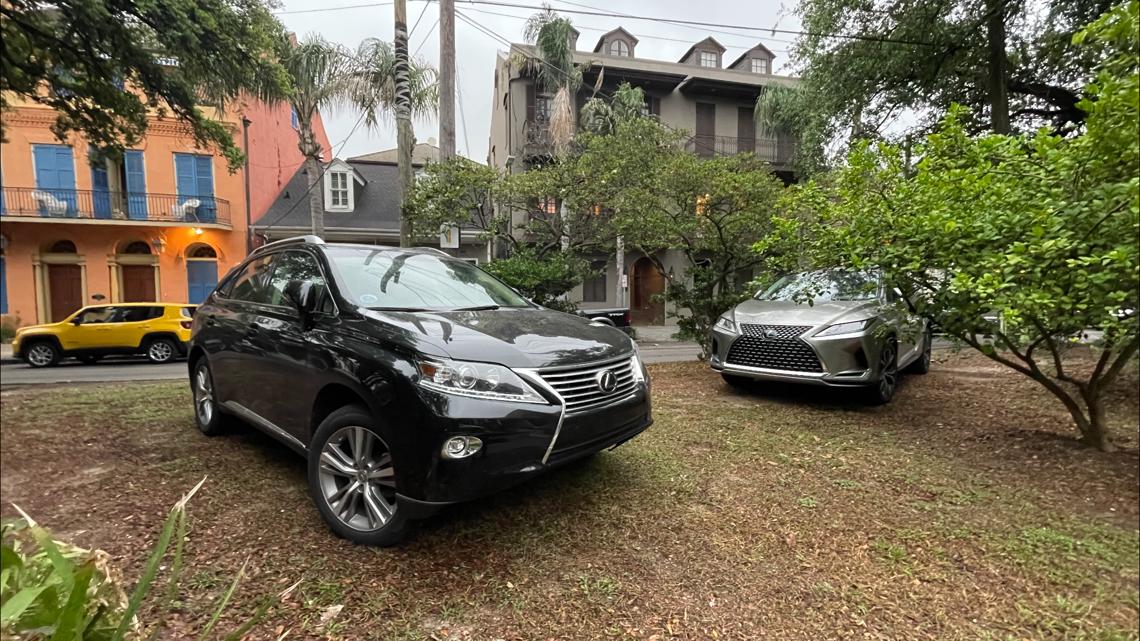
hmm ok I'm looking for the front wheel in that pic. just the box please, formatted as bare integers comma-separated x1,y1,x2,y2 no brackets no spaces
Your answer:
145,337,178,364
308,406,409,546
867,338,898,405
24,342,60,368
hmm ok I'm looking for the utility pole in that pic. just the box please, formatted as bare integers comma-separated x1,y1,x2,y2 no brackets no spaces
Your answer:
987,0,1010,134
394,0,415,247
439,0,456,160
241,117,253,255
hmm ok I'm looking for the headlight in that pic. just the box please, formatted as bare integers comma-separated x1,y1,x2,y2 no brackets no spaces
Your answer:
714,315,736,333
417,358,546,404
815,319,872,337
630,351,647,383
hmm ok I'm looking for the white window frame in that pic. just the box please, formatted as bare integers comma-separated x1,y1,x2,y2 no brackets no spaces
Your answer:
608,40,629,57
324,170,353,212
751,58,769,74
699,51,717,68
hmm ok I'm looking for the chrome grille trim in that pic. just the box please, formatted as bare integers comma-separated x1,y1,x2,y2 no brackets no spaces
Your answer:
534,355,638,416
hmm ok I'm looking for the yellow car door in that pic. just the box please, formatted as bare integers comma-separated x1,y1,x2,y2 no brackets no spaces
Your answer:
103,306,160,349
61,306,117,350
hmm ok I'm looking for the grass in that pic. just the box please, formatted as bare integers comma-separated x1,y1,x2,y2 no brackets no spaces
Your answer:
1,351,1137,640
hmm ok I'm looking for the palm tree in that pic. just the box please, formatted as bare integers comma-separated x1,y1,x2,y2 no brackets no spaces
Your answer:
280,35,438,236
523,8,580,152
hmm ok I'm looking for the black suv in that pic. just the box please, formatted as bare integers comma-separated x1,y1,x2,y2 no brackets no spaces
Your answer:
188,236,652,545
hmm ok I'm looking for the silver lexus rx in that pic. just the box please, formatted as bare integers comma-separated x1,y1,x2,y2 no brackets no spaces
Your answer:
709,270,932,403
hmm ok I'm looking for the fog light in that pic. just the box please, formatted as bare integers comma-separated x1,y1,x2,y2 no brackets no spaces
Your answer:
441,435,483,460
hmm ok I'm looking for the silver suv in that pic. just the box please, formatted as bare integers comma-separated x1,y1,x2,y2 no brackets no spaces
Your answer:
709,270,932,403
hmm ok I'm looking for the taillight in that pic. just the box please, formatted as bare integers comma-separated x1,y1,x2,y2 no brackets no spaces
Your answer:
180,320,193,330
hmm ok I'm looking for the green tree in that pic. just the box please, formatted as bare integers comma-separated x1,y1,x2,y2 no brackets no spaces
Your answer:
775,0,1116,163
280,35,437,236
773,1,1139,451
0,0,289,168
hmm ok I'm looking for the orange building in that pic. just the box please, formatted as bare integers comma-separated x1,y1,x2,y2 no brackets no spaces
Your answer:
0,97,329,327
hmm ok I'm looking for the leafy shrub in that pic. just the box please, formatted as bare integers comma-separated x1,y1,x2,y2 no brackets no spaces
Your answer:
483,249,592,313
0,479,297,640
0,317,19,344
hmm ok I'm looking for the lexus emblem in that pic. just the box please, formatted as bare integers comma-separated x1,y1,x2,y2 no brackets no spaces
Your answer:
595,369,618,394
763,328,780,340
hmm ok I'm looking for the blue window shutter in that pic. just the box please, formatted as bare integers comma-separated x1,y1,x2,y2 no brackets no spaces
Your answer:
194,156,214,197
0,256,7,314
174,153,196,199
187,260,218,304
125,151,147,219
91,157,111,219
33,145,76,216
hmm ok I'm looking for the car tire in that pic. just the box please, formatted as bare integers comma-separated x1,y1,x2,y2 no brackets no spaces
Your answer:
721,373,752,389
24,341,61,368
867,338,898,405
78,355,102,365
145,337,178,364
906,329,933,375
308,405,410,547
191,358,227,436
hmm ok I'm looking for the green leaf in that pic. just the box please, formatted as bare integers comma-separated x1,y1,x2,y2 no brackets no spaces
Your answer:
51,561,95,641
1,586,48,622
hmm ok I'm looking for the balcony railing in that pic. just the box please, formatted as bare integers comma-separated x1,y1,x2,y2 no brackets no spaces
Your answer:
0,187,231,226
685,135,796,165
523,118,556,156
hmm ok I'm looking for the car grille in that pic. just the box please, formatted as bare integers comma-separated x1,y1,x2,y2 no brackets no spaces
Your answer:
536,356,638,415
726,324,823,372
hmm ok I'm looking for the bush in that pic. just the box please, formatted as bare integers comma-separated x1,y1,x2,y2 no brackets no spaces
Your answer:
0,479,298,640
483,249,592,313
1,317,19,344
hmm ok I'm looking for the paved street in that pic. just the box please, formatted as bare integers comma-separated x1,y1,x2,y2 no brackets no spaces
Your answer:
0,342,702,386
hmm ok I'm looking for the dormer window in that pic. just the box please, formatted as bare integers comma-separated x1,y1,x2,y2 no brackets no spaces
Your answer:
608,40,630,57
699,51,717,67
325,170,353,212
751,58,769,74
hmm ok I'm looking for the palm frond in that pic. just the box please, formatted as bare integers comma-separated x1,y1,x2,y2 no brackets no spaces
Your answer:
352,37,439,129
524,7,578,93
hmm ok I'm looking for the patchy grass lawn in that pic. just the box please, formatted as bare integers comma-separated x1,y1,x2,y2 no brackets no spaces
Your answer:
1,352,1138,640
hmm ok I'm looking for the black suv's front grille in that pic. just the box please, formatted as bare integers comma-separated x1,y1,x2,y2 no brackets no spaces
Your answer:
726,324,822,372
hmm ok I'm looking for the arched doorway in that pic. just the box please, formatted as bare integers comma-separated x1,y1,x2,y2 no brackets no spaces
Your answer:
117,240,157,302
186,244,218,304
631,256,665,325
41,240,84,322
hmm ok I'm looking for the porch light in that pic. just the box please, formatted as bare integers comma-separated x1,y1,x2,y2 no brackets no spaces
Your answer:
150,235,167,253
192,227,204,236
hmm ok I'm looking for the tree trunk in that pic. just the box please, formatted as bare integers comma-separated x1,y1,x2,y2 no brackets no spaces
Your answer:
1079,394,1116,452
987,0,1010,134
304,155,324,237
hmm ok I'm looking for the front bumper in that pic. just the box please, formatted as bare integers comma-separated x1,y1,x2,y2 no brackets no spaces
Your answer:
709,325,886,387
397,382,652,508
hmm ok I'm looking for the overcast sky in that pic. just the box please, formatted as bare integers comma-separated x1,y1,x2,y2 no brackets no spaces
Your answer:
275,0,803,163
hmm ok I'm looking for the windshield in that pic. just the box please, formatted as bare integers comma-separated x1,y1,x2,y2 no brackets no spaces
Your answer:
758,270,880,303
326,247,530,311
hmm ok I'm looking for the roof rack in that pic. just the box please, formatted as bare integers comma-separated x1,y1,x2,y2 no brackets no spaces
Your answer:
258,235,325,250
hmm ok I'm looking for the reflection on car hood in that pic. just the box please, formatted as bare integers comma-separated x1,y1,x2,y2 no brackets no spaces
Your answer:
360,307,634,369
732,299,878,328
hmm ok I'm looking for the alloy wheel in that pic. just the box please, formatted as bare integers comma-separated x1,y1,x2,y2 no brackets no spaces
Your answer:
194,366,214,425
148,340,174,362
27,344,56,367
922,333,932,368
317,426,397,531
878,342,898,400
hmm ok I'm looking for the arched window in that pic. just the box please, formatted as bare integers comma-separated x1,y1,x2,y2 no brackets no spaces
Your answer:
121,241,152,254
608,40,630,57
187,244,217,259
48,240,77,253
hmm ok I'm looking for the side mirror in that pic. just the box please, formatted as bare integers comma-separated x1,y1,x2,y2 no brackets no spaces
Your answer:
71,317,83,326
284,280,320,325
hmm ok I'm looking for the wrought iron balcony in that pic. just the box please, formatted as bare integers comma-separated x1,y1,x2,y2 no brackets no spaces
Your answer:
523,118,556,157
685,135,796,165
0,187,232,226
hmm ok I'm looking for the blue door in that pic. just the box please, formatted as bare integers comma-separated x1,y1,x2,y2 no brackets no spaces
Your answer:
32,145,77,217
187,260,218,304
0,256,7,315
174,154,215,223
125,151,147,219
91,160,112,219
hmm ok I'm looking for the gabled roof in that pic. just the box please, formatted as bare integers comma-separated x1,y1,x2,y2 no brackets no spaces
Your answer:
349,143,439,166
255,159,400,232
592,27,639,53
325,158,367,184
728,43,777,69
678,36,726,63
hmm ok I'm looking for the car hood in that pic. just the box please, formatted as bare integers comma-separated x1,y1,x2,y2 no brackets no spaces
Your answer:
731,299,878,328
359,306,634,369
13,322,66,336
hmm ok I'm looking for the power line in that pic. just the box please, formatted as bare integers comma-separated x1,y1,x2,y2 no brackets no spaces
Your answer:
412,18,440,56
456,66,472,157
549,0,797,46
275,2,393,15
409,0,432,36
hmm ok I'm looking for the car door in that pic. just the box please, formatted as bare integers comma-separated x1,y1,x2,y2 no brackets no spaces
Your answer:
60,306,115,351
883,286,921,364
206,254,277,408
248,249,335,440
108,306,163,351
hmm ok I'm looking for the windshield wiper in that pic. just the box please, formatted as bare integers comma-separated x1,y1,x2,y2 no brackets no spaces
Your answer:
366,306,433,312
450,304,500,311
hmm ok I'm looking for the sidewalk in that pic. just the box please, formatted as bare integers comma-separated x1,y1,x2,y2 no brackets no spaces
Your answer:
1,344,13,364
634,324,702,363
635,324,683,343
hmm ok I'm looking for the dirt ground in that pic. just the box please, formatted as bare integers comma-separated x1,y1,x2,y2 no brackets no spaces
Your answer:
1,351,1137,640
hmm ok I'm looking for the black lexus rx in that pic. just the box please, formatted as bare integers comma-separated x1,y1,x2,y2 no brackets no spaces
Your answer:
188,236,652,545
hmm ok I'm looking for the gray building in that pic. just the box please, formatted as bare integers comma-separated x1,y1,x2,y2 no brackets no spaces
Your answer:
486,27,799,325
254,145,485,262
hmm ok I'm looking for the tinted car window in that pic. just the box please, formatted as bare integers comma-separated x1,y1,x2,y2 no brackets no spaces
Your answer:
226,255,276,304
326,247,529,310
111,306,162,323
266,251,328,308
75,307,113,324
181,306,196,318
